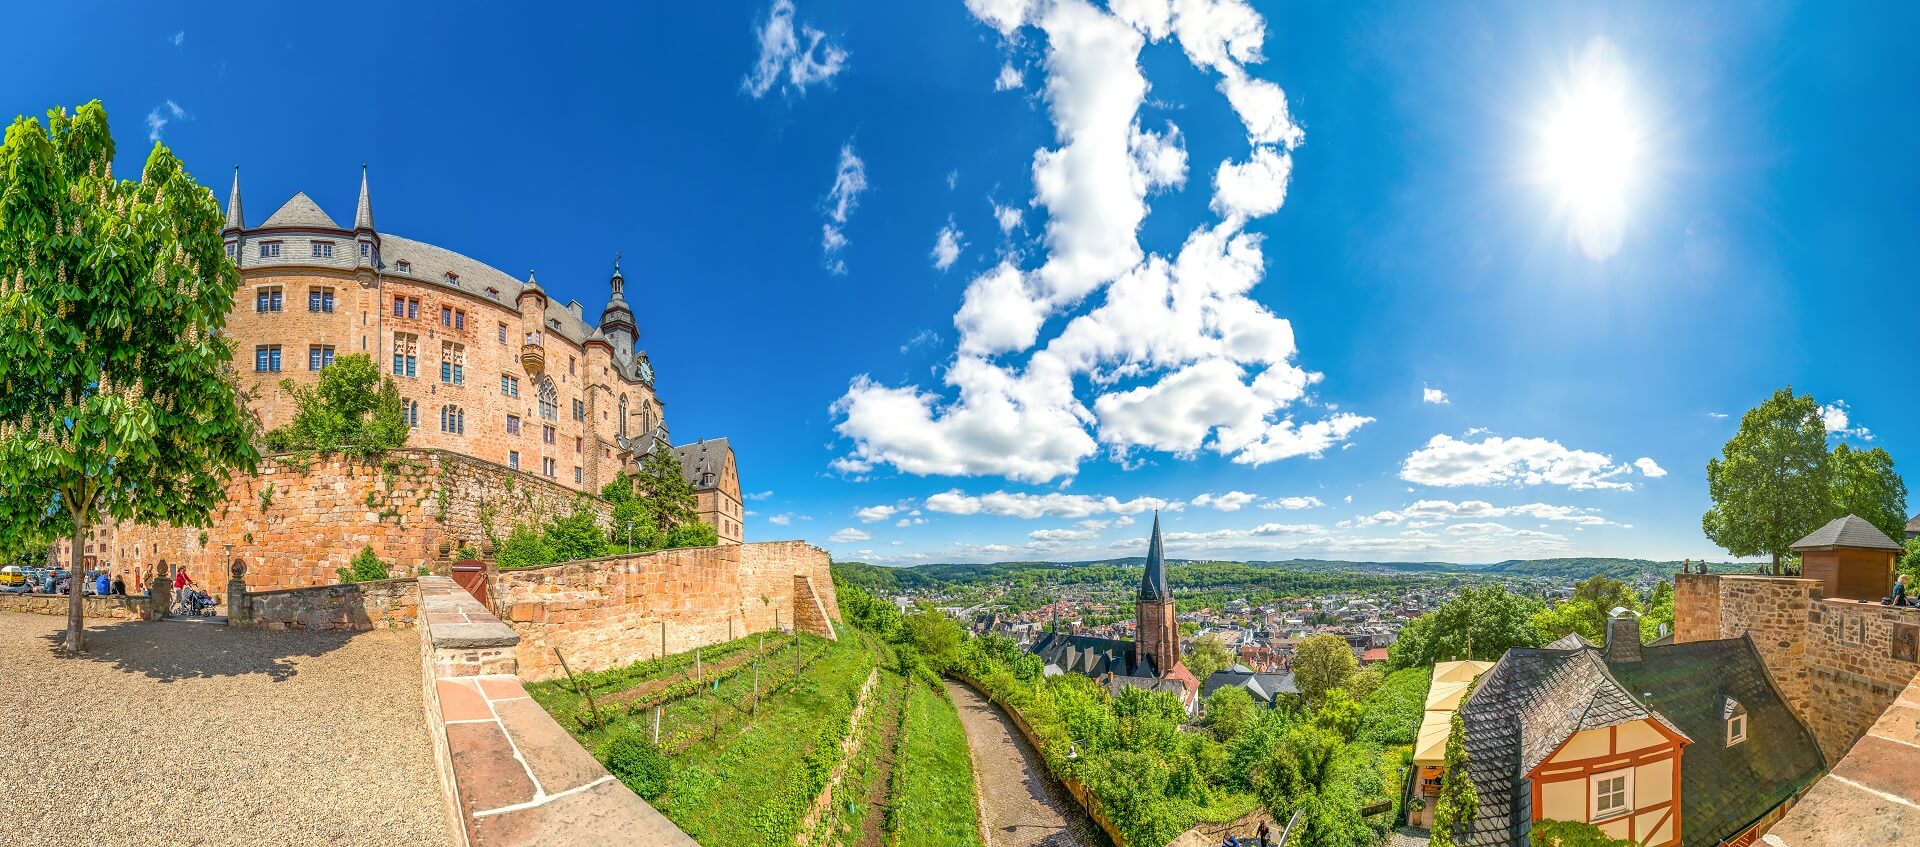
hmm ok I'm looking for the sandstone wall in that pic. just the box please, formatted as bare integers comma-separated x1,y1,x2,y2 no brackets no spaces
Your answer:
95,449,607,596
235,577,421,631
0,593,153,621
493,540,838,682
1675,573,1920,761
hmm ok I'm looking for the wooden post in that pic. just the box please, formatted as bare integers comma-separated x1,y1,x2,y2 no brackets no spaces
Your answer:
653,705,661,746
754,633,763,714
556,649,602,730
696,646,703,683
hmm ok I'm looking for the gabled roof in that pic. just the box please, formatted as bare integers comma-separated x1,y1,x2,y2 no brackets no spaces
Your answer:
1200,670,1297,704
1031,632,1140,679
1908,513,1920,534
1544,632,1595,651
260,192,341,229
672,439,733,490
1790,514,1903,552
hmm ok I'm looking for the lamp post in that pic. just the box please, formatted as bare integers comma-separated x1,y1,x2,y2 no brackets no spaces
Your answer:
626,519,633,554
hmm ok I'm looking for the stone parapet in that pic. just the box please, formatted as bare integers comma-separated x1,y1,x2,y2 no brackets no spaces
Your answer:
0,592,154,621
421,577,520,678
234,577,421,631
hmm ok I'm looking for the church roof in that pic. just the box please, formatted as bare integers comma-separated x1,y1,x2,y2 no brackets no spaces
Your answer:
260,192,341,229
1790,514,1903,552
1031,632,1141,678
1138,512,1170,603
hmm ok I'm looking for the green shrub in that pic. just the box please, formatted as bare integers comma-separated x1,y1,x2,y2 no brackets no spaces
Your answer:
496,525,556,570
337,546,390,583
603,730,673,799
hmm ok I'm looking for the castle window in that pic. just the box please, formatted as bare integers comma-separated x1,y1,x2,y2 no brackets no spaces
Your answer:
574,466,582,484
405,400,419,428
542,457,556,478
311,241,334,259
508,450,520,470
498,323,508,344
542,425,555,445
506,415,520,435
455,309,466,330
393,296,404,317
701,472,715,488
1725,698,1748,746
486,287,500,300
440,342,465,385
393,333,418,377
441,306,452,326
575,437,582,454
569,356,576,375
440,405,465,435
619,396,628,438
254,345,281,373
396,260,412,274
446,272,460,286
502,375,519,398
255,286,283,313
572,399,584,422
258,241,281,258
1590,768,1632,820
538,382,557,421
308,287,335,313
360,242,370,258
307,345,334,371
226,243,236,258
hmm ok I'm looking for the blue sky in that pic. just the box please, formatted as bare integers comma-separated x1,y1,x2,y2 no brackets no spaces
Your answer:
11,1,1914,565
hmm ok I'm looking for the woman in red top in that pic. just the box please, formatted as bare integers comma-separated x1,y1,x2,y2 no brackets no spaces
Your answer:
172,568,192,612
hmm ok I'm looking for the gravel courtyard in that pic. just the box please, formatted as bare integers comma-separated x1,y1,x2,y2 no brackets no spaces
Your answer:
0,612,450,847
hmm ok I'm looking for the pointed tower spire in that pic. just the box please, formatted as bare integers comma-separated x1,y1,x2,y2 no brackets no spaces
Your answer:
1138,511,1169,603
353,164,374,232
610,252,625,298
224,165,244,232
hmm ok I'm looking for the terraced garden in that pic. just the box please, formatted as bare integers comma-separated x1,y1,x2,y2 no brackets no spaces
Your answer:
529,625,983,847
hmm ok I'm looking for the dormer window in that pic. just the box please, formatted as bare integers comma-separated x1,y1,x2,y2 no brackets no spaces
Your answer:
486,287,500,300
396,260,412,274
445,272,460,286
1725,698,1748,746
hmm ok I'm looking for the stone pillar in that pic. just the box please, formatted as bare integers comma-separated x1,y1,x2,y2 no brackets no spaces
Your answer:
227,559,250,628
148,562,173,620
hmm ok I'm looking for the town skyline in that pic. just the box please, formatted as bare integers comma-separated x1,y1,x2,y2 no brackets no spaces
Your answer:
9,1,1912,566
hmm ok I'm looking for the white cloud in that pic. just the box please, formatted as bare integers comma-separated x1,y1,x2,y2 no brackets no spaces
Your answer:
170,31,185,47
746,490,773,501
829,527,872,543
995,62,1025,91
1030,527,1098,542
1423,386,1449,405
1191,491,1258,512
947,170,960,190
924,489,1174,519
1707,412,1729,420
1633,457,1666,478
900,329,940,354
1400,433,1638,491
895,516,927,527
1262,496,1324,511
821,142,867,273
742,0,847,99
1388,499,1618,526
146,100,185,141
855,504,901,523
932,220,967,271
767,514,793,526
1821,401,1873,440
833,0,1342,484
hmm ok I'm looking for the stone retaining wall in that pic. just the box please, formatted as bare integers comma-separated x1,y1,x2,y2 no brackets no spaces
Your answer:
493,540,839,682
1675,573,1920,761
233,577,421,631
91,449,608,596
0,592,154,621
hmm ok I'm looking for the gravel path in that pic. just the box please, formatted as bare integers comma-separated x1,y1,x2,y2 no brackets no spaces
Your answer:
0,612,451,847
944,679,1106,847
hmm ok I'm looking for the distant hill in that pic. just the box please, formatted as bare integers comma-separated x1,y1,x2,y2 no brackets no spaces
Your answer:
833,555,1726,591
1479,557,1724,581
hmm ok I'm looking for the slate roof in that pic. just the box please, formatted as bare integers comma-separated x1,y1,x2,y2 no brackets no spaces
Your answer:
1139,513,1170,603
260,192,341,229
1030,632,1145,679
672,439,732,490
1200,670,1297,704
1608,638,1824,847
1459,637,1821,847
1544,632,1595,650
1790,514,1904,552
1908,513,1920,536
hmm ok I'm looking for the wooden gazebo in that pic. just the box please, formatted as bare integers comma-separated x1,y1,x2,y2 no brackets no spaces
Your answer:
1790,514,1904,601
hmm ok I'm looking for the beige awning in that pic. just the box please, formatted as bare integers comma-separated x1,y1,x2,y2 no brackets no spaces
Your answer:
1414,660,1494,765
1415,710,1453,765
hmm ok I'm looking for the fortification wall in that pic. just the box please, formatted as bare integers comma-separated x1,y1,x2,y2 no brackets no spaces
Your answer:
1675,573,1920,761
493,540,838,682
95,449,607,596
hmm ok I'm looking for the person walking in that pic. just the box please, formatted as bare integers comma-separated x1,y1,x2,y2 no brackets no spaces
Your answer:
1891,574,1912,607
172,567,193,613
1257,819,1272,847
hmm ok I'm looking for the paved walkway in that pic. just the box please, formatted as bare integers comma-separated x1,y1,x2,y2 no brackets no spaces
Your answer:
944,679,1106,847
0,612,450,847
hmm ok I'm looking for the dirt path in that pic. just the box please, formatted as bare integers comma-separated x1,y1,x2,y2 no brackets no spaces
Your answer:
943,679,1106,847
859,676,905,847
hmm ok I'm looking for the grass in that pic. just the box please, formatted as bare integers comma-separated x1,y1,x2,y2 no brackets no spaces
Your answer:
650,625,877,846
526,629,797,715
886,679,984,847
805,666,909,846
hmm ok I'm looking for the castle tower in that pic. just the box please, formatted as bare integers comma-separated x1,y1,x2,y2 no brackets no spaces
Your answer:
600,255,636,361
353,165,378,273
1136,512,1180,677
223,166,243,258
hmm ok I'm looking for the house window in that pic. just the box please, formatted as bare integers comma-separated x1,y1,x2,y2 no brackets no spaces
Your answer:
392,333,418,377
701,472,715,488
506,415,521,435
308,287,335,313
441,342,465,385
542,425,555,445
311,241,334,259
1590,769,1632,820
440,405,465,435
258,241,281,258
307,345,334,371
498,322,508,344
541,457,556,478
255,287,283,313
502,375,520,398
396,260,412,274
508,450,520,470
254,345,282,373
1726,698,1748,746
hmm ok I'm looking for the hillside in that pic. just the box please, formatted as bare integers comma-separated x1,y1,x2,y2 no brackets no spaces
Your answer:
835,556,1725,590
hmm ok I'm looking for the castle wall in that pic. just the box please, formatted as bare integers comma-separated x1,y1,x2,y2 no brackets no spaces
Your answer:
1675,573,1920,761
234,577,422,631
93,449,608,595
492,540,838,682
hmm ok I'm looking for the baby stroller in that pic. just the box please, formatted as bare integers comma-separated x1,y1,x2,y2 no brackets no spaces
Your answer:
173,587,218,617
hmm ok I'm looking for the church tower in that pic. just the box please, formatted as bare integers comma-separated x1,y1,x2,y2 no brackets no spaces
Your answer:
1136,513,1180,678
600,256,636,361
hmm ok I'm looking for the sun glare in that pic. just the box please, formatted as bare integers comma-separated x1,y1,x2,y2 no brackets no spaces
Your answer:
1535,37,1643,260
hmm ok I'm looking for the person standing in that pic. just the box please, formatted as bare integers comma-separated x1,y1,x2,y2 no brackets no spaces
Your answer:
95,569,110,597
172,567,193,612
1257,819,1272,847
1892,574,1912,607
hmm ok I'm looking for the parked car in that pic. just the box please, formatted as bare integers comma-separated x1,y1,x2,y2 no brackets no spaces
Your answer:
0,566,24,587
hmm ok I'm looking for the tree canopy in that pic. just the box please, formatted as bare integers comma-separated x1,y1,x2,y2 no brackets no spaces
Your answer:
262,353,406,457
1388,586,1547,669
1292,633,1357,703
1829,442,1908,543
1183,633,1235,681
0,101,258,651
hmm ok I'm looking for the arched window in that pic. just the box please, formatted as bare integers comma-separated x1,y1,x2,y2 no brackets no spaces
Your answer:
406,400,419,428
619,395,628,438
538,379,558,422
440,405,464,435
641,399,655,434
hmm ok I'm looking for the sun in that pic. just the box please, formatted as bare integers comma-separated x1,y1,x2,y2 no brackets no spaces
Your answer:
1533,37,1644,260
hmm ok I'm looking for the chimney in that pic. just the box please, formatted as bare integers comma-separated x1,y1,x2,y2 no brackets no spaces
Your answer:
1605,609,1642,664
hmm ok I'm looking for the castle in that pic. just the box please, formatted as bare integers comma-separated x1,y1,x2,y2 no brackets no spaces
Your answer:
58,168,744,579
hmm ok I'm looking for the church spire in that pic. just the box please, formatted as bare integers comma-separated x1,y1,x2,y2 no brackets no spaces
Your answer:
353,164,374,232
1138,512,1169,603
610,253,624,298
224,165,244,232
